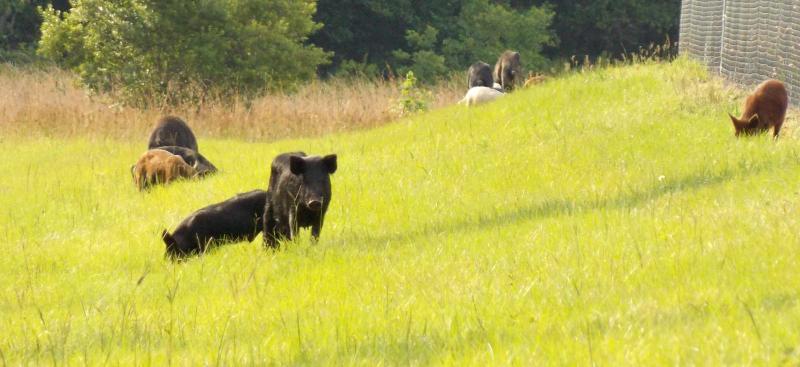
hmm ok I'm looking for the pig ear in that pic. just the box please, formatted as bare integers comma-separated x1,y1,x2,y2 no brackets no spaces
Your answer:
162,230,176,248
289,156,305,175
729,113,744,130
322,154,337,174
747,114,760,127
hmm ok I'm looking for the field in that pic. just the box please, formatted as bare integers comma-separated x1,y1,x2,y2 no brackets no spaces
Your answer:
0,64,462,141
2,58,800,365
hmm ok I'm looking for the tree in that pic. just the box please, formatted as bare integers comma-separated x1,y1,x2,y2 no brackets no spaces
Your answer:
0,0,68,58
440,0,553,71
312,0,553,80
310,0,410,76
529,0,681,59
38,0,330,106
392,26,448,81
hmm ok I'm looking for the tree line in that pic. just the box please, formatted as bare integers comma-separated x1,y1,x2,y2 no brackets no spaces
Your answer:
1,0,679,105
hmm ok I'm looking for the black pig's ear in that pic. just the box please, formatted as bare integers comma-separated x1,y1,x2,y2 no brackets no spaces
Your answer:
162,230,176,248
323,154,337,174
290,155,306,175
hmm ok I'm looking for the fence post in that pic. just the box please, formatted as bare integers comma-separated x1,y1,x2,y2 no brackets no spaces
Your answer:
719,0,726,75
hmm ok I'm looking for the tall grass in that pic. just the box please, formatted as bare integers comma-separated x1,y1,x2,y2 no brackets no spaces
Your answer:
0,64,463,141
2,58,800,364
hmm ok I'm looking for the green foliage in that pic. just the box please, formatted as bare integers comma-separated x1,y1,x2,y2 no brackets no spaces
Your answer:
310,0,414,75
0,0,68,51
37,0,331,106
530,0,681,58
314,0,553,79
392,26,448,81
405,25,440,50
0,46,40,64
312,0,680,74
392,71,431,116
442,0,554,69
337,58,380,79
392,0,554,80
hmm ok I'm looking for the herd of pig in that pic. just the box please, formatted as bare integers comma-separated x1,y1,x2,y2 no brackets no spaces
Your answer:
133,117,336,259
135,62,788,260
458,50,549,106
459,51,789,135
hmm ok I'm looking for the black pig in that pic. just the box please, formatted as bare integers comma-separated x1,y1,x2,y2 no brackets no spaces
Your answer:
467,62,493,89
494,51,522,92
263,152,337,247
162,190,268,258
148,116,199,152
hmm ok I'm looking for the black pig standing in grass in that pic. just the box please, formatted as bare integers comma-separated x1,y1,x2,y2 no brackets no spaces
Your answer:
148,116,199,152
263,152,337,247
162,190,268,259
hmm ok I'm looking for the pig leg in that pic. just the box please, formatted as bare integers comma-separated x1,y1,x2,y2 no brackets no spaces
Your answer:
276,213,293,241
310,225,321,240
310,213,324,241
266,211,292,246
262,202,280,248
288,210,297,240
773,123,783,139
263,226,279,248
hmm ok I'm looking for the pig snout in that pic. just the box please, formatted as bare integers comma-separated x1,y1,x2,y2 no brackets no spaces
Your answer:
307,199,323,211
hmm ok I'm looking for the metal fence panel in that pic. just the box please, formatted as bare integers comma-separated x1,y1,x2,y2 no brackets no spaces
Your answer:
679,0,800,104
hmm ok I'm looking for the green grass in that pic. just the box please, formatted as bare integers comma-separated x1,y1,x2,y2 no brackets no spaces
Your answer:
2,58,800,365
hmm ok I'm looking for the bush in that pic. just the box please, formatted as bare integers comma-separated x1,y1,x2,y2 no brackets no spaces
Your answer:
337,57,380,79
392,26,448,82
389,0,554,81
38,0,330,107
441,0,554,70
1,1,69,52
313,0,553,79
392,71,431,117
0,46,43,65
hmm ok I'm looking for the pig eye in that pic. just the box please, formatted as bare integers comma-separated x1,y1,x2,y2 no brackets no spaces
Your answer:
289,156,305,175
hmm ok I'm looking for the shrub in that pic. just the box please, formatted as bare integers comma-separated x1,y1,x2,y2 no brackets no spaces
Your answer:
1,1,69,52
389,0,553,81
38,0,330,107
392,71,431,117
392,26,448,82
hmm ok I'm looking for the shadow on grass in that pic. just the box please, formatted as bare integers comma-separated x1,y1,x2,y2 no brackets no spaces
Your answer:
343,160,779,247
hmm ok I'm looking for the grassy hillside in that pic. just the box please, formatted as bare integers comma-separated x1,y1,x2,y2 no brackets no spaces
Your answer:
2,58,799,365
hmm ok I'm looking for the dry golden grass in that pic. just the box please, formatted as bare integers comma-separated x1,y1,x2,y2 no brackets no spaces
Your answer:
0,64,464,141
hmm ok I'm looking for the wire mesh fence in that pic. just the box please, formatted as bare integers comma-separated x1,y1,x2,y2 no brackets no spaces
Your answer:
680,0,800,104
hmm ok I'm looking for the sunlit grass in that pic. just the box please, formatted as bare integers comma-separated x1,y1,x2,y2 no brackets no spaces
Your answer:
1,58,799,365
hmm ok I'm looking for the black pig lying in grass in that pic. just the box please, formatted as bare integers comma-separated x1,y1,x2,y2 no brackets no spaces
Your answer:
162,190,268,259
263,152,337,247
